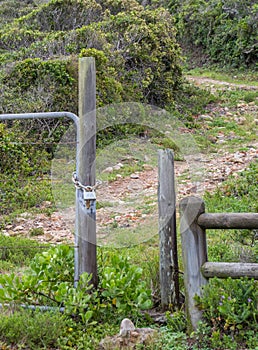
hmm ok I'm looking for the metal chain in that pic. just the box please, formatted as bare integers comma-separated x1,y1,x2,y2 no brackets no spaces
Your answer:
72,172,101,191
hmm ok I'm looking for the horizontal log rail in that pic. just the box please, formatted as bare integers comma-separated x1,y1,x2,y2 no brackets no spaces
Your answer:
198,213,258,229
201,262,258,279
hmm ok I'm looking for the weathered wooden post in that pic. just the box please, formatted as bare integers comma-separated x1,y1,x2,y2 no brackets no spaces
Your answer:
75,57,97,287
158,149,180,309
179,196,208,332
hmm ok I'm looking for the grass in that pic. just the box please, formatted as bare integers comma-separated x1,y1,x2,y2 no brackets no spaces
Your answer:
97,216,158,248
192,81,258,153
204,161,258,263
0,234,49,272
187,68,258,86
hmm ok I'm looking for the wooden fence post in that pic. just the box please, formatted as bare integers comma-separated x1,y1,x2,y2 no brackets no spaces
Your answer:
179,196,208,332
158,149,180,309
75,57,97,287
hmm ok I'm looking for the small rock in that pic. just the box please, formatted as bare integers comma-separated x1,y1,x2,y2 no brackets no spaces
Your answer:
16,217,27,223
43,233,53,241
143,164,152,171
41,201,52,208
207,136,217,144
13,225,25,231
102,167,113,173
20,212,31,218
130,173,139,179
9,230,20,237
199,114,213,121
113,163,124,171
234,116,246,125
119,318,135,337
99,317,157,349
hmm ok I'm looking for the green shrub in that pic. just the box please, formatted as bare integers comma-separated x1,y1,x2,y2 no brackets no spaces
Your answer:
0,245,153,324
0,0,36,30
0,1,183,109
99,253,152,317
169,0,258,68
194,277,258,349
11,0,102,32
205,160,258,214
0,308,67,349
0,123,53,215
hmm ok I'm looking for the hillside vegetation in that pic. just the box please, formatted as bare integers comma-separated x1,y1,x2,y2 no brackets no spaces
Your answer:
168,0,258,68
0,0,183,114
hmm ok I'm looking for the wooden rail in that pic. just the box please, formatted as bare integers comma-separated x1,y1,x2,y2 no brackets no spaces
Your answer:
201,262,258,279
198,213,258,229
180,196,258,333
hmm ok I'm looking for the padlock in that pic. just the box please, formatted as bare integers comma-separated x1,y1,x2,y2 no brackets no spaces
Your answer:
83,189,96,201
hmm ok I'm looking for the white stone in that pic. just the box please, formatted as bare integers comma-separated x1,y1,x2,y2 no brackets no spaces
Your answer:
102,166,113,173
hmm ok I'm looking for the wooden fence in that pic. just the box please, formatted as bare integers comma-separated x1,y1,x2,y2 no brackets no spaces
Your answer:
180,196,258,332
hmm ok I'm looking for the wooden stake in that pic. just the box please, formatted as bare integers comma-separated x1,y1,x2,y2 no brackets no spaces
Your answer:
180,196,208,332
158,149,180,309
75,57,97,287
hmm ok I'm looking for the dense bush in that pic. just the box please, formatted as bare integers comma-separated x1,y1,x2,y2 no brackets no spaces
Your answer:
0,0,36,30
0,123,53,215
168,0,258,68
1,58,77,113
0,4,182,110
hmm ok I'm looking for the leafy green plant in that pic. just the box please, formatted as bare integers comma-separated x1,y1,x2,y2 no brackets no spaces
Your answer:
99,254,152,318
0,245,152,325
0,123,53,215
194,277,258,349
146,328,188,350
165,310,187,333
58,319,118,350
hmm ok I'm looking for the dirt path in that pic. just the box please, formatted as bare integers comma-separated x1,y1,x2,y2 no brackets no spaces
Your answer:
3,146,257,245
187,76,258,91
